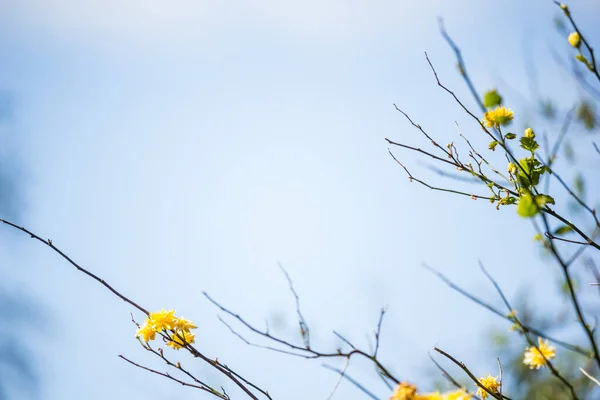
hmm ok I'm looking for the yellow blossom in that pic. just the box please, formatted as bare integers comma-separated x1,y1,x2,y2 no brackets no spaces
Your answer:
483,106,514,128
390,382,417,400
149,309,178,331
136,321,156,342
523,337,556,369
508,162,518,175
568,32,581,48
415,392,443,400
175,317,198,331
167,329,196,350
444,389,472,400
135,309,198,347
476,374,500,400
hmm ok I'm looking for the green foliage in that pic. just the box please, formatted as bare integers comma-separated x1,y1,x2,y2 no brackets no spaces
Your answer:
520,136,540,153
505,132,517,140
574,173,585,198
535,194,555,207
553,225,573,235
517,193,539,217
540,99,556,120
576,100,596,130
517,157,549,188
483,89,503,108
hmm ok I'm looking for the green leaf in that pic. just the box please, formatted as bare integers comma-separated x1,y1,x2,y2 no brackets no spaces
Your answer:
499,196,517,206
504,133,517,140
535,194,555,207
553,225,573,235
483,89,503,108
564,141,574,163
576,101,596,130
574,174,585,198
520,136,539,152
517,193,539,218
488,140,499,151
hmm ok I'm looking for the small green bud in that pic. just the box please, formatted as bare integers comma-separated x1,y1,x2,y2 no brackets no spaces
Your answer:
505,133,517,140
489,140,499,151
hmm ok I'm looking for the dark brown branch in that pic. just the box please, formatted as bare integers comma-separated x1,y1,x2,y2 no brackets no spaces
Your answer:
555,1,600,82
0,217,267,400
433,347,509,400
438,18,485,114
540,212,600,370
278,262,310,349
428,353,481,400
424,264,590,356
119,355,227,398
479,262,579,399
204,292,401,385
0,218,149,315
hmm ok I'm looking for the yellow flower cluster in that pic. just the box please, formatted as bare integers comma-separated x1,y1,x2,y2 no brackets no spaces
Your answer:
523,337,556,369
390,382,471,400
476,375,500,400
483,106,514,128
136,309,198,350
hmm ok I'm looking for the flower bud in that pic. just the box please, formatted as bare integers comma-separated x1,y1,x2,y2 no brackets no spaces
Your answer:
568,32,581,48
524,128,535,139
508,162,518,175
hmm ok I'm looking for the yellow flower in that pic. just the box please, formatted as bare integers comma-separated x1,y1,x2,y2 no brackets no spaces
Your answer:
390,382,417,400
167,329,196,350
568,32,581,48
416,392,442,400
444,389,472,400
476,375,500,400
136,321,156,342
524,337,556,369
175,317,198,331
135,309,198,345
507,162,518,175
483,106,514,128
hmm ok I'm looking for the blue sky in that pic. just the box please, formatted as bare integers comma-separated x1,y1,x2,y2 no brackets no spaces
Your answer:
0,1,599,399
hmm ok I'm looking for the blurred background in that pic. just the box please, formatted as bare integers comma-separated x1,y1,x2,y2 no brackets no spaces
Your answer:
0,0,598,399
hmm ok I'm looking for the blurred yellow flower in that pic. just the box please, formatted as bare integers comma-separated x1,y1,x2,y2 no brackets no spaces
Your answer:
476,374,500,400
416,392,442,400
568,32,581,48
524,337,556,369
444,389,472,400
483,106,514,128
390,382,417,400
